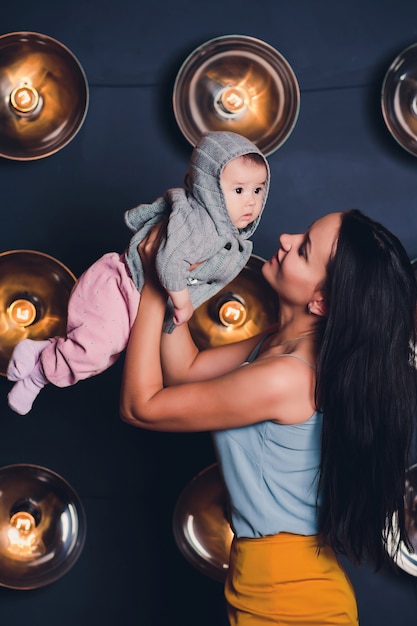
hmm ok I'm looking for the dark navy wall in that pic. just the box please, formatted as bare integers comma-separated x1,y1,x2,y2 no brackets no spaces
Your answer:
1,2,417,624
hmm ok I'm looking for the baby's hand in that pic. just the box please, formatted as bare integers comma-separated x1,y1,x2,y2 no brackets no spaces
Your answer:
173,301,194,326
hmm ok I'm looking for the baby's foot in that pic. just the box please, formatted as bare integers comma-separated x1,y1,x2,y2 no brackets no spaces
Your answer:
7,339,50,381
8,360,48,415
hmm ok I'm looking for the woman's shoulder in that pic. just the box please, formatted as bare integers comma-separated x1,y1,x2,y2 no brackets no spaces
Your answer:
255,347,315,381
250,347,317,425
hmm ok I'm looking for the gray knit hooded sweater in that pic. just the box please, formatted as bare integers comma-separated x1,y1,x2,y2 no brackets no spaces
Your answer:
124,131,270,332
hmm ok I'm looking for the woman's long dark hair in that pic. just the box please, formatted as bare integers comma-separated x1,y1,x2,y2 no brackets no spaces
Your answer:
315,209,417,568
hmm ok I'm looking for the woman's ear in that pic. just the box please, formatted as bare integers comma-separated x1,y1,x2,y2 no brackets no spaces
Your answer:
308,292,326,317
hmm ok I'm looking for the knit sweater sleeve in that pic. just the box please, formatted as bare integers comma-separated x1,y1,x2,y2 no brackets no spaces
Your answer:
123,196,171,291
156,203,218,292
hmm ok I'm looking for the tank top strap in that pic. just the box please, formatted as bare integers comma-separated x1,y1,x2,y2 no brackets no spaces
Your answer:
243,335,315,370
245,333,272,364
275,353,315,370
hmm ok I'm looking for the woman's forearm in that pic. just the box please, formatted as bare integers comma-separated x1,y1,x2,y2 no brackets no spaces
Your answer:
161,320,266,385
120,279,167,424
160,323,200,385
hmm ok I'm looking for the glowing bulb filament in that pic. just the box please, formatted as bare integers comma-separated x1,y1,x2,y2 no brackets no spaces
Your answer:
7,299,37,327
219,300,247,327
10,83,40,115
11,511,35,533
7,511,45,560
221,87,247,113
214,85,249,119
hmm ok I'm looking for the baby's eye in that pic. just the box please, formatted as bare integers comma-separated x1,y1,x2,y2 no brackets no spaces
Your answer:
235,187,243,194
254,187,262,194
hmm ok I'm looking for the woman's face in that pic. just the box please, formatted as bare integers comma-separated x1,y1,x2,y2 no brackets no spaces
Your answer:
262,212,342,309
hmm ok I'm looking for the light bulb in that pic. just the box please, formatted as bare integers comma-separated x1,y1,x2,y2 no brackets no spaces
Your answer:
7,298,37,327
214,85,249,118
9,83,42,116
218,300,247,328
7,511,45,560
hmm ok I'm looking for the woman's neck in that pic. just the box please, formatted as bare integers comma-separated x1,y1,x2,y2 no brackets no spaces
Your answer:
274,308,318,347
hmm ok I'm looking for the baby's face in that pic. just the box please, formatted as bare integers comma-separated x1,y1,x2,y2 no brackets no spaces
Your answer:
220,156,267,229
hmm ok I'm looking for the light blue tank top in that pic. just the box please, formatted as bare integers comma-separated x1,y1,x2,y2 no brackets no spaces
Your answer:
211,337,322,538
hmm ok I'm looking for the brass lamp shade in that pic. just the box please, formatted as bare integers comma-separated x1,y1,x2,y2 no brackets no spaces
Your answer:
0,464,86,589
386,464,417,576
173,35,300,156
0,31,89,160
176,465,417,580
173,463,232,582
381,43,417,157
189,254,278,350
0,250,76,375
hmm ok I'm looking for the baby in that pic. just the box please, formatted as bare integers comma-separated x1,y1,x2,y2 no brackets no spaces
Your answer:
7,131,270,415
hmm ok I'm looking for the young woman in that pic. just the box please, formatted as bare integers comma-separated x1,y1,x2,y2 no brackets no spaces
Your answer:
120,209,417,625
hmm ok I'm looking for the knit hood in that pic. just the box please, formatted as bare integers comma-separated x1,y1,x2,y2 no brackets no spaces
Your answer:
183,131,270,239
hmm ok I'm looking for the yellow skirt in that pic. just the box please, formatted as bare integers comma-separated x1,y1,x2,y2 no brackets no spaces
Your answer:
225,533,358,625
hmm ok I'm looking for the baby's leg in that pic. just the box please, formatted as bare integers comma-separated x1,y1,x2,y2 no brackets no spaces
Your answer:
6,253,139,414
42,253,140,386
7,339,50,381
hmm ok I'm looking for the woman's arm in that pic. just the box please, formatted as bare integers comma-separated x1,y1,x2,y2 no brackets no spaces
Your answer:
120,271,313,431
119,225,309,432
120,286,284,432
120,274,271,430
